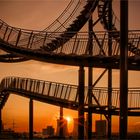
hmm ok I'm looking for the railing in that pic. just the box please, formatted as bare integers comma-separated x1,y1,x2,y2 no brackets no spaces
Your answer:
98,0,140,56
92,87,140,109
0,77,79,103
0,0,93,62
1,0,140,62
0,24,140,56
52,31,140,56
43,0,86,32
0,0,91,50
1,77,140,111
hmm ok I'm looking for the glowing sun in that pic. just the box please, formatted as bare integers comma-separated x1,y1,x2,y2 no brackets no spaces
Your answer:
65,116,71,123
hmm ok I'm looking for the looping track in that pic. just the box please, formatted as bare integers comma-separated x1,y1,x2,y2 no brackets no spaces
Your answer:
0,0,140,116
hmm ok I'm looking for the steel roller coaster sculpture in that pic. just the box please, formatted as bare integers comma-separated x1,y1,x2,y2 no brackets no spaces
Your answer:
0,0,140,139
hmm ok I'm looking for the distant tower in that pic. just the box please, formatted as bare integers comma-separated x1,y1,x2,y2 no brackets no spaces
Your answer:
56,107,68,137
72,117,88,139
56,118,68,137
95,120,107,138
72,118,78,138
42,125,55,136
85,113,88,139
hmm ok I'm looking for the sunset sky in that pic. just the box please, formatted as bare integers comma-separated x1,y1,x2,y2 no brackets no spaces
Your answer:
0,0,140,134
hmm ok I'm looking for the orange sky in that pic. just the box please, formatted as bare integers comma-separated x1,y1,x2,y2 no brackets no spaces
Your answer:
0,0,140,134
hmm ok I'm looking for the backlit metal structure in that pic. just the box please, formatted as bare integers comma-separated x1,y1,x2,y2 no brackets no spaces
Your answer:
0,0,139,139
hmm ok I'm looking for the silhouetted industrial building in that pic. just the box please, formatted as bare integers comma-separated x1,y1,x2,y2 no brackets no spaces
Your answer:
72,118,78,138
42,125,54,137
95,120,107,138
56,118,68,136
72,117,88,139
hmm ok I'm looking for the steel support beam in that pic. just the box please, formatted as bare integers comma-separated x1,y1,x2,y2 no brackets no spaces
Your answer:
29,98,33,139
88,15,93,140
119,0,128,139
108,0,113,138
59,107,64,137
78,66,85,139
108,69,112,139
88,67,92,139
92,69,107,87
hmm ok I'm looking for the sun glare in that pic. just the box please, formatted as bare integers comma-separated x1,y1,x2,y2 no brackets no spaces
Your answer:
65,116,71,123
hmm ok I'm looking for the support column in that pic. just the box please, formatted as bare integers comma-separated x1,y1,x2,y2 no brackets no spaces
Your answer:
108,69,112,139
108,0,113,138
120,0,128,139
78,66,85,140
29,98,33,139
59,107,64,137
88,15,93,140
88,67,93,139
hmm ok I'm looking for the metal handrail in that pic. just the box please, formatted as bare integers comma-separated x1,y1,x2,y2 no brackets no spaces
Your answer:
1,77,140,111
0,0,87,48
1,27,140,56
0,0,85,62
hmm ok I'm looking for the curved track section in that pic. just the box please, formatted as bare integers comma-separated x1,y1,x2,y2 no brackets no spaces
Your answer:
0,0,140,69
0,30,140,70
98,0,140,56
0,1,140,69
0,0,98,62
0,77,140,116
0,20,29,62
42,0,99,51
